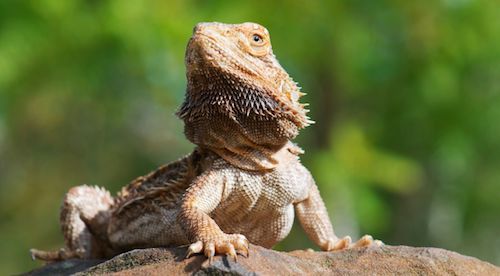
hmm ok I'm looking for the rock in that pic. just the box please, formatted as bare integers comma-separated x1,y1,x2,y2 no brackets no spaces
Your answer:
25,245,499,275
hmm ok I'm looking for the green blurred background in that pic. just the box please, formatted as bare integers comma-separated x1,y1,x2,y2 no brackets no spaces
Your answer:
1,0,499,274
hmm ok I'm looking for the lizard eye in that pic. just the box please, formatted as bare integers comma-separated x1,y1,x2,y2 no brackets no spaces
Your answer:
248,32,269,56
250,33,265,46
252,34,263,43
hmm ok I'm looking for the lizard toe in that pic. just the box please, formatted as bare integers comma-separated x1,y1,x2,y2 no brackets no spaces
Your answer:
204,242,216,264
351,234,373,248
332,236,352,251
232,234,249,257
213,234,248,261
185,233,249,262
30,247,81,262
220,243,237,262
351,235,384,249
185,241,203,259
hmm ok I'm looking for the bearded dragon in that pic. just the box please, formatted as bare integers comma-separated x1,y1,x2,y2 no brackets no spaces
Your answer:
31,22,381,263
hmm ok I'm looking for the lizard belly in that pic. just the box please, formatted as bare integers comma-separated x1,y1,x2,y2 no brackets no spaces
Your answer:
243,204,295,247
214,200,295,248
211,164,304,248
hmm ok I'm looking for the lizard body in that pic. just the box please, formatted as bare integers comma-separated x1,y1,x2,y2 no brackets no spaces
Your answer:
31,22,380,262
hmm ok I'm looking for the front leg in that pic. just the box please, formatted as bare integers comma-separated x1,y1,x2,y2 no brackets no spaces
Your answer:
295,180,382,251
178,170,249,262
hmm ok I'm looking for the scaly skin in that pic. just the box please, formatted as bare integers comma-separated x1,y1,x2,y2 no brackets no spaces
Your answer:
30,22,382,263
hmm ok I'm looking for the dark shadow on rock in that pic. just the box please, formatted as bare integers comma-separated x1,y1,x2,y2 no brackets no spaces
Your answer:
23,259,104,276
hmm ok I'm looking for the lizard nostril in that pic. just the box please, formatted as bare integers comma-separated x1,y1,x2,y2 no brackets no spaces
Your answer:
193,22,210,34
193,25,201,34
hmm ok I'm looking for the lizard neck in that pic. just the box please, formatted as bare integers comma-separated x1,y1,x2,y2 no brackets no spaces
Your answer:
205,141,303,171
181,112,302,171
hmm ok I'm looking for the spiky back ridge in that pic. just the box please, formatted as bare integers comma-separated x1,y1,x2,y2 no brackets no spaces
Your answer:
114,149,209,214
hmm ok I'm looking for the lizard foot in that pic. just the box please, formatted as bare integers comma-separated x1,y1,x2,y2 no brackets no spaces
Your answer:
325,235,384,251
185,233,249,263
30,248,83,262
352,234,384,248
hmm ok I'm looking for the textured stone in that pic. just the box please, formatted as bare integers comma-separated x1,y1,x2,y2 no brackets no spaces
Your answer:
26,245,499,276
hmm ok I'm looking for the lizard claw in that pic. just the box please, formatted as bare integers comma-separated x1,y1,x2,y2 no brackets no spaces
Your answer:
325,234,383,251
374,239,384,246
351,234,384,249
185,233,249,262
333,236,352,250
225,243,237,262
352,234,373,248
185,241,203,259
236,244,249,257
204,242,215,264
321,236,351,251
233,234,249,257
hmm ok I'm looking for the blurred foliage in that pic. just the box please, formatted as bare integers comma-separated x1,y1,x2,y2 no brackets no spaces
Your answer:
1,0,499,274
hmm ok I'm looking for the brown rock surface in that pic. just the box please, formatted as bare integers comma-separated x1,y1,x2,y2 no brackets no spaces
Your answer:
26,245,499,275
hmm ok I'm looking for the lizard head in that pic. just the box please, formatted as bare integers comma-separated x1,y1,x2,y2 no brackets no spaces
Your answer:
177,22,311,169
179,22,312,130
